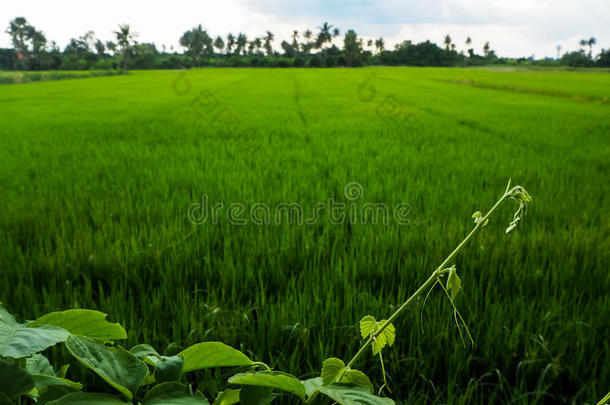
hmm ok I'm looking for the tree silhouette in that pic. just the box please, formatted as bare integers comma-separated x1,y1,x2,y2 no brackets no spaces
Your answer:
375,37,385,54
114,24,137,73
264,31,274,56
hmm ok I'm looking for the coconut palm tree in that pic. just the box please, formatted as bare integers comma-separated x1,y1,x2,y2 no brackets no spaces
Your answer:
179,25,212,66
114,24,137,73
315,22,334,49
444,34,452,51
226,33,235,55
264,31,274,56
213,36,225,55
236,33,247,56
375,37,384,54
587,37,597,59
302,29,313,54
291,30,299,53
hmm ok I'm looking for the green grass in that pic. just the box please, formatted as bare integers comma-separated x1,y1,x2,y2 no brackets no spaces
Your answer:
0,67,608,404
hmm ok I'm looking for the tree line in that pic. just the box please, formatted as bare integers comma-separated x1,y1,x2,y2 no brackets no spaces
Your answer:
2,17,609,71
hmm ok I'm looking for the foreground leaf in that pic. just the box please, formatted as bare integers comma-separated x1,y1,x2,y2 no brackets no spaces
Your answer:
65,336,147,400
341,370,373,393
47,392,128,404
31,310,127,341
301,377,322,398
27,353,55,376
213,389,240,405
179,342,252,373
0,360,35,398
321,358,345,385
0,323,69,358
155,356,184,382
142,382,209,405
229,371,306,400
317,384,394,405
359,316,376,339
372,320,395,356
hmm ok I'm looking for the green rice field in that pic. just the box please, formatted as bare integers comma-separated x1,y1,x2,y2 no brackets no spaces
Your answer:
0,67,608,404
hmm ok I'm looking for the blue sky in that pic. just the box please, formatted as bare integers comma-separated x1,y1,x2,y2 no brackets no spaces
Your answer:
2,0,609,58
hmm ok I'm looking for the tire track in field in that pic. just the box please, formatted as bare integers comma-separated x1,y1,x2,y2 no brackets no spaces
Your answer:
293,77,308,125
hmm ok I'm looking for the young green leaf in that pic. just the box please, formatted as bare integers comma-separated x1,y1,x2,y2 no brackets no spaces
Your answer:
213,389,240,405
300,377,322,398
359,316,377,339
30,310,127,341
446,267,462,301
321,358,346,385
27,353,56,376
179,342,252,373
228,371,306,400
371,320,395,356
341,369,374,393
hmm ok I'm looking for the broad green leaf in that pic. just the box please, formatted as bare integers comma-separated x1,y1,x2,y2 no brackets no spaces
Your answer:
179,342,252,372
239,386,273,405
229,371,306,400
213,389,240,405
317,384,395,405
46,392,128,404
321,358,345,385
0,305,17,325
142,382,209,405
31,310,126,341
0,359,35,398
301,377,322,398
0,392,14,405
65,335,147,400
447,267,462,301
32,375,83,392
155,356,184,382
0,323,69,358
27,353,55,376
130,344,160,359
37,386,76,405
359,316,376,339
341,370,373,393
56,365,69,379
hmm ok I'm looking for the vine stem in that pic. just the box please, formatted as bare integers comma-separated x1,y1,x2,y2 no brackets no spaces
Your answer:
344,185,515,372
305,183,524,404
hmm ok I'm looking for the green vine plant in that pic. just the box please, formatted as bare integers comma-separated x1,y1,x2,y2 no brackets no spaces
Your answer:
0,181,532,405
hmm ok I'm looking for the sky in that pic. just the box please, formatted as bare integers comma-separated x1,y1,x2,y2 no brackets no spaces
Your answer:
2,0,609,59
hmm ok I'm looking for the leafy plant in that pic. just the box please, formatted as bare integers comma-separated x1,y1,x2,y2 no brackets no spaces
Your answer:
0,181,532,404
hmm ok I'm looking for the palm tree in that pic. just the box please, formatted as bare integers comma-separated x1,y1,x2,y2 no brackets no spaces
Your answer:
366,39,373,51
587,37,597,59
302,29,312,54
264,31,274,56
315,22,334,49
213,36,225,55
253,37,262,55
226,33,235,55
114,24,137,73
236,33,247,56
374,37,384,54
465,36,473,57
579,39,588,54
444,34,452,51
291,30,299,53
483,41,491,58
